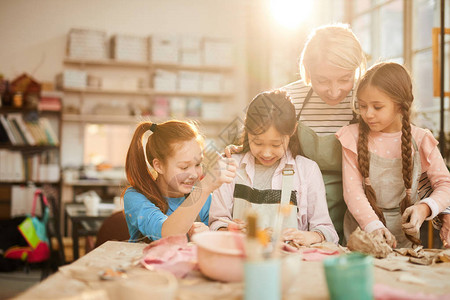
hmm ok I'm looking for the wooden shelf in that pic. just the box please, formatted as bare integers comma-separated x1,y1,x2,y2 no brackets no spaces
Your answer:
0,107,61,114
0,180,60,185
63,57,234,73
62,114,231,126
0,144,59,150
63,87,232,99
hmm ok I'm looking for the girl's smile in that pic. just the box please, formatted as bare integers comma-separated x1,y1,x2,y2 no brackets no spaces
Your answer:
248,126,290,166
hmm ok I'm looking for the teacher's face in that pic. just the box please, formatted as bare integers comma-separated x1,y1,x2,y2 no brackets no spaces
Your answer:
308,60,355,106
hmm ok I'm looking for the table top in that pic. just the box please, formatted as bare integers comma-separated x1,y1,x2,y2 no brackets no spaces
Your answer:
14,241,450,300
65,203,115,220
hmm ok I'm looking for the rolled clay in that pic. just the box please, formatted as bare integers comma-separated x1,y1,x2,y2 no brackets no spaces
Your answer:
347,227,392,258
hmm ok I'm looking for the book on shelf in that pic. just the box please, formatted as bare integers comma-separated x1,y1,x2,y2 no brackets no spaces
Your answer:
8,113,37,145
0,149,25,181
0,115,16,144
0,149,60,183
39,117,59,145
5,115,26,145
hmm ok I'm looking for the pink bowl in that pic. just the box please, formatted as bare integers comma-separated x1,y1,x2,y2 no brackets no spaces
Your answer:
192,231,245,282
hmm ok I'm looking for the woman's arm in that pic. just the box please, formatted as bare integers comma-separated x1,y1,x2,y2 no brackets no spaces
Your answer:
303,159,339,244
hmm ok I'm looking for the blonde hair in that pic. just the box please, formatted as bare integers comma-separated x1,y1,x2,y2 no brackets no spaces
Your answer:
355,62,421,245
300,24,366,85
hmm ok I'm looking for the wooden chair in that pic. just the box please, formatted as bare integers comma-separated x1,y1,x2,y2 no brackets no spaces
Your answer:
94,210,130,248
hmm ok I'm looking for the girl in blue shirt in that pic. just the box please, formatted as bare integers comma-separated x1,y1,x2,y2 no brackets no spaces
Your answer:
123,120,237,242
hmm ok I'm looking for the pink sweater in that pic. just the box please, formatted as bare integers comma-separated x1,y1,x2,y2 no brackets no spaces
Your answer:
209,151,339,244
336,124,450,233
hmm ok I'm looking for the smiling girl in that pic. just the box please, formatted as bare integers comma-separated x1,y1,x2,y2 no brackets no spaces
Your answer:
209,90,338,245
336,62,450,248
123,121,237,242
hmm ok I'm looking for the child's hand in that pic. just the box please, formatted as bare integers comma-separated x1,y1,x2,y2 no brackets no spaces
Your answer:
439,214,450,248
202,157,237,191
401,203,431,235
228,219,246,232
372,228,397,248
188,222,209,237
223,144,243,158
282,228,323,246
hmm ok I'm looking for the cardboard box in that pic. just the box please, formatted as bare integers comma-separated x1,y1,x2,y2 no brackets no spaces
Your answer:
111,35,148,62
150,35,179,64
67,28,108,60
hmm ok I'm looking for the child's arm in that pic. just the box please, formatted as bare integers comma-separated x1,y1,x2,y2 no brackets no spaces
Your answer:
301,158,339,244
161,157,237,237
416,134,450,219
209,181,235,231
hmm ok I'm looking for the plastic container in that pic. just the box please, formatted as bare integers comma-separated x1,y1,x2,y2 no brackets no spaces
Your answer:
323,252,373,300
244,259,281,300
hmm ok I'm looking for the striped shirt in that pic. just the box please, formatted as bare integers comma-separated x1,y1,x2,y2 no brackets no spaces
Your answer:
282,80,354,136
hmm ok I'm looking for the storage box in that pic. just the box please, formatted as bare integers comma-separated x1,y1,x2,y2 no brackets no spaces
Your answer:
56,70,87,89
200,73,223,93
180,36,202,66
186,98,202,117
111,35,148,62
153,69,177,92
152,97,170,117
201,102,226,120
150,35,179,64
203,38,234,66
178,71,200,92
67,28,108,60
170,97,186,118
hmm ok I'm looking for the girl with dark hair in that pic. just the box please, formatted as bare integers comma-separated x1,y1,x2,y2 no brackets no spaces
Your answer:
336,62,450,248
210,90,338,245
123,120,237,242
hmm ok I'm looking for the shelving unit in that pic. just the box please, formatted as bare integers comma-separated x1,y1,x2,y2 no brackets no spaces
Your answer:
61,56,237,138
0,107,62,219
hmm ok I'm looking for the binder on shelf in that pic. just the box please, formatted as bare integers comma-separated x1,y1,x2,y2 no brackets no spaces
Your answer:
0,115,17,144
6,116,26,145
39,118,59,145
0,118,11,143
8,113,36,146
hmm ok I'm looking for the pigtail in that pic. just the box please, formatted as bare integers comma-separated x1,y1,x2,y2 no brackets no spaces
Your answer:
357,120,386,225
123,122,167,213
288,125,302,157
400,97,422,245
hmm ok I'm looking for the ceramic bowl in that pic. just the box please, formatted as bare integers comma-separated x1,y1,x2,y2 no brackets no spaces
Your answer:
192,231,245,282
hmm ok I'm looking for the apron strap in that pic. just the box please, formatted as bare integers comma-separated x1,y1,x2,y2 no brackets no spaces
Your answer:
280,164,295,206
296,88,313,121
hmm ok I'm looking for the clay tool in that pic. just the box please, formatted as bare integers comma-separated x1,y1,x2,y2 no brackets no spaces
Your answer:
215,151,246,182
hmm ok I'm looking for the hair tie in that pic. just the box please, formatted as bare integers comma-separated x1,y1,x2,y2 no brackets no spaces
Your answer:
405,189,412,197
150,123,158,132
364,177,371,186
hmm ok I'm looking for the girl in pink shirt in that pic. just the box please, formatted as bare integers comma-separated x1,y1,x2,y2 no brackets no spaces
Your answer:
336,62,450,248
209,90,338,245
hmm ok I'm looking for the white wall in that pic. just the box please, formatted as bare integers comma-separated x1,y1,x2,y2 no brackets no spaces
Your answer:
0,0,248,167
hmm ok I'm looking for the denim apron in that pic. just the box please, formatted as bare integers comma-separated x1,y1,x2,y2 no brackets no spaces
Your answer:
296,89,348,243
343,139,421,248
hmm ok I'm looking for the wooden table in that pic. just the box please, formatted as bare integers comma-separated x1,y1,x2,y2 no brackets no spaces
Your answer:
14,241,450,299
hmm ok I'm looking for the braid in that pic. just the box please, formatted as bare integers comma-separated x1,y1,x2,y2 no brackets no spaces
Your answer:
400,101,422,245
357,120,386,225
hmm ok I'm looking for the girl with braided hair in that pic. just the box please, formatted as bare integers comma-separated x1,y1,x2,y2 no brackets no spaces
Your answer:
122,120,237,242
336,62,450,248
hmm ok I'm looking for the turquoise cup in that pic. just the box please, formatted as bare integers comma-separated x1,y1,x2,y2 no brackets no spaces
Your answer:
244,259,281,300
323,252,373,300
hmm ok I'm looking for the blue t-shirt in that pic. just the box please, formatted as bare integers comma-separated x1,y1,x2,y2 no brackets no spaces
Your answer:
123,187,211,242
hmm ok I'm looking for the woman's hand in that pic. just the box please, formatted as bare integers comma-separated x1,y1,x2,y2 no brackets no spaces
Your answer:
282,228,323,246
188,222,209,237
223,144,243,158
202,156,237,192
440,214,450,248
401,203,431,235
372,227,397,248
